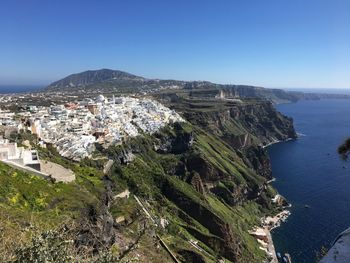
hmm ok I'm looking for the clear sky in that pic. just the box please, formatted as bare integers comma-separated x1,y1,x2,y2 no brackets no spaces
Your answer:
1,0,349,88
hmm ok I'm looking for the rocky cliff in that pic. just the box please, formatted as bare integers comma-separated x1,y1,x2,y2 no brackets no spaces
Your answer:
0,95,296,262
98,97,296,262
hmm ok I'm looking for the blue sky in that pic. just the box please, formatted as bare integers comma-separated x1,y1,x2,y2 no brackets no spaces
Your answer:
0,0,349,88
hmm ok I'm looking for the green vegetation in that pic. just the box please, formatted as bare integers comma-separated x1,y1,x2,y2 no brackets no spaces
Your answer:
0,148,105,261
0,96,294,262
104,120,279,262
0,161,99,218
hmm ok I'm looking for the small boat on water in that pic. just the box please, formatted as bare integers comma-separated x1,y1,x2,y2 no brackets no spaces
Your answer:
277,252,281,258
305,204,310,208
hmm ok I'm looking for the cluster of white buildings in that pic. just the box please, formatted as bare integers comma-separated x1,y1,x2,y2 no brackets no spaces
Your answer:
0,138,41,171
1,95,184,161
0,110,16,126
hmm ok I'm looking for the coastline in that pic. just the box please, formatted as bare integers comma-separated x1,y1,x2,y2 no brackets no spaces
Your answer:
262,139,281,149
262,137,294,149
254,137,295,262
262,99,350,263
250,209,291,263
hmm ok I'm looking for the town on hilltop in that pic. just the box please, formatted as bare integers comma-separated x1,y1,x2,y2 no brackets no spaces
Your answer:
0,94,184,169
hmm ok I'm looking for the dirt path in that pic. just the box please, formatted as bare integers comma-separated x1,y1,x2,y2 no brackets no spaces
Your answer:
40,160,75,182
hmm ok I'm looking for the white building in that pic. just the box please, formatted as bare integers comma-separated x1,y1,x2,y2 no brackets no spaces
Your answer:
0,138,41,171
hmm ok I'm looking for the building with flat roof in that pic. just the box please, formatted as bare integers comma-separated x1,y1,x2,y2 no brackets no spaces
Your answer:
0,139,41,171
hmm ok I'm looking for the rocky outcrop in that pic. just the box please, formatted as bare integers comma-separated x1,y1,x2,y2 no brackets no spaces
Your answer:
162,179,243,262
186,154,217,181
76,176,116,252
244,145,272,179
176,99,297,149
118,150,135,165
153,123,194,154
189,172,206,195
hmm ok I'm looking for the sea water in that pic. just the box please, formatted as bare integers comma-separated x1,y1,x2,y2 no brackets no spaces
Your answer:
0,85,43,94
269,99,350,262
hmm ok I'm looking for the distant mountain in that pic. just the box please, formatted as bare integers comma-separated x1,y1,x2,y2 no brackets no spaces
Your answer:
46,69,145,90
44,68,350,103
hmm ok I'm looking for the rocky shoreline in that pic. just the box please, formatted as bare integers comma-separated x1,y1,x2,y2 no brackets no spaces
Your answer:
250,207,291,263
262,137,294,149
252,136,295,262
248,136,295,262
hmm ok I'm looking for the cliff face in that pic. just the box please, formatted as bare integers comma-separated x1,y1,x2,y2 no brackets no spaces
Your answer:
179,99,296,147
216,86,300,103
166,98,296,180
100,97,296,262
0,95,295,262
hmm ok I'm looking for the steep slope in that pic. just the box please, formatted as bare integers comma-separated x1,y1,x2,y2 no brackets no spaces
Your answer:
99,98,296,262
0,97,296,262
167,98,296,146
165,97,296,179
0,153,107,261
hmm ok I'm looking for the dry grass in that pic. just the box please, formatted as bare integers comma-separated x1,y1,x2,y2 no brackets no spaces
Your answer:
0,217,28,262
0,220,102,262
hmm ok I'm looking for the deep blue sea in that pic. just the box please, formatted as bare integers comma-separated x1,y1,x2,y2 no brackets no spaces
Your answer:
0,85,43,94
269,99,350,263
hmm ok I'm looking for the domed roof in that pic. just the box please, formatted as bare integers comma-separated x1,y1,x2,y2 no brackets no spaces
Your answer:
96,94,106,102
